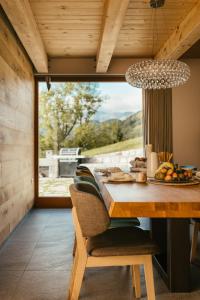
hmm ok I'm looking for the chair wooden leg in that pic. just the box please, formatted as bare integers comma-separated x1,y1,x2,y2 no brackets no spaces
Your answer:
67,251,79,300
132,265,141,298
69,253,87,300
190,222,199,263
144,256,155,300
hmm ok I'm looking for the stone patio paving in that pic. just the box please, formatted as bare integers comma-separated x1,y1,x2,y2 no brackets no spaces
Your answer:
39,178,74,197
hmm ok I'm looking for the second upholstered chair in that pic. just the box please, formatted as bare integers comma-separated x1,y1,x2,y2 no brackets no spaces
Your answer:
74,175,100,191
73,177,140,227
68,183,159,300
76,165,94,177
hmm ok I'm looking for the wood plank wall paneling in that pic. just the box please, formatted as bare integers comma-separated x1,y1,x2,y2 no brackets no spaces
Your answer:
0,13,34,245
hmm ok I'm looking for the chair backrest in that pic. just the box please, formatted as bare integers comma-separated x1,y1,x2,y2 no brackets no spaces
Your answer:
76,166,94,177
77,165,89,170
73,180,102,201
72,207,88,255
70,183,110,237
76,165,92,174
74,176,100,191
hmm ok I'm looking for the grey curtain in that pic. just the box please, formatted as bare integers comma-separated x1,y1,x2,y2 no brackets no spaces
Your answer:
143,89,173,153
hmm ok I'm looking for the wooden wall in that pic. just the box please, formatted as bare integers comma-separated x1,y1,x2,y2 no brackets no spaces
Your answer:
0,14,34,245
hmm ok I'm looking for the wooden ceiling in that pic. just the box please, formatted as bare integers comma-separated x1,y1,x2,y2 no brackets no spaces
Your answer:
30,0,103,58
115,0,199,57
29,0,198,58
1,0,200,73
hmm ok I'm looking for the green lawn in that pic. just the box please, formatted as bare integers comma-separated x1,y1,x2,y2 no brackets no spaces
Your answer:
82,137,143,157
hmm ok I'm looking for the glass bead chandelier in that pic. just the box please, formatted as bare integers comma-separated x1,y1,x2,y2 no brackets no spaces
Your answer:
125,0,191,90
125,59,191,89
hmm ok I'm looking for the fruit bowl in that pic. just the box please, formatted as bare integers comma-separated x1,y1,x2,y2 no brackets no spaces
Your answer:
154,162,193,183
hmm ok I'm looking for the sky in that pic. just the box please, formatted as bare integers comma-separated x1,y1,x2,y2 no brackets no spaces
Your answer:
39,81,142,120
97,82,142,114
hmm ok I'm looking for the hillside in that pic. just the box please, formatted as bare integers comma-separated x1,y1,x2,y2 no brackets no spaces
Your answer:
98,110,143,141
83,137,142,156
120,111,142,140
63,110,143,153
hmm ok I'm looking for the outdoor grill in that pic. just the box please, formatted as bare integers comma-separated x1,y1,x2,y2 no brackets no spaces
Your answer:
58,148,82,177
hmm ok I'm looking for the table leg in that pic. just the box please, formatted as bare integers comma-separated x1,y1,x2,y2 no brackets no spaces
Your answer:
167,218,190,292
151,218,190,292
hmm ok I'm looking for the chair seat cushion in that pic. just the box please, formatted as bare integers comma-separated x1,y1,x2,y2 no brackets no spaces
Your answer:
110,218,140,228
87,227,159,257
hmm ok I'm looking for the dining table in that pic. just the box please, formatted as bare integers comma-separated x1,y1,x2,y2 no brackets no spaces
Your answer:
83,163,200,293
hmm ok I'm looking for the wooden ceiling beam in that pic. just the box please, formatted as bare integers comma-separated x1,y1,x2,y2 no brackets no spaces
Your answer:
155,0,200,59
0,0,48,73
96,0,130,73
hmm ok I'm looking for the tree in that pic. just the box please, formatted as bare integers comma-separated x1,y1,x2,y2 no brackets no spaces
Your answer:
69,120,124,151
70,122,98,150
39,82,104,154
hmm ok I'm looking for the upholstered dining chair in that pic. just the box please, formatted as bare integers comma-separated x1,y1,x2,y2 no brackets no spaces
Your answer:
190,219,200,263
68,183,159,300
71,180,140,256
73,178,140,228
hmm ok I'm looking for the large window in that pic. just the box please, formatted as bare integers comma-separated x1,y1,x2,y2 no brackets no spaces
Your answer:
38,81,143,197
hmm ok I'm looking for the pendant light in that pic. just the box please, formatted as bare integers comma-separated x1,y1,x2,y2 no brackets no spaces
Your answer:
125,0,190,89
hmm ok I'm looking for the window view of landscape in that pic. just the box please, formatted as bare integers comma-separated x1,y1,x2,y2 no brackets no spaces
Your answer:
39,82,143,197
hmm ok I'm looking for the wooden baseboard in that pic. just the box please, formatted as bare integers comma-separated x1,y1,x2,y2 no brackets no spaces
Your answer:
34,197,72,208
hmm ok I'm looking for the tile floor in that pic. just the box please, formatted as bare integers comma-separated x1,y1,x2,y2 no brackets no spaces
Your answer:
0,209,200,300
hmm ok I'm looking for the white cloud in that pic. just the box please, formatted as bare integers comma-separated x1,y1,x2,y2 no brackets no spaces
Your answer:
98,82,142,113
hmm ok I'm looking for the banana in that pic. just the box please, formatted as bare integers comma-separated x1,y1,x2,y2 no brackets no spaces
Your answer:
155,162,174,174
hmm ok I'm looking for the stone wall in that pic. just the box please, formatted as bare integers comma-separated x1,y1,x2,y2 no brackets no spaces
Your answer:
85,148,144,164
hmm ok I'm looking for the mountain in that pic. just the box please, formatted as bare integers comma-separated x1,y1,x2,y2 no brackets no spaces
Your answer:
66,110,142,148
93,110,133,122
98,110,143,141
121,111,142,140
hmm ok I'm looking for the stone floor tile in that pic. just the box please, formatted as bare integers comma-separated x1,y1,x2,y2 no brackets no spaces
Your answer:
14,271,70,300
0,271,23,300
38,227,74,242
8,226,43,242
80,266,132,300
26,242,73,271
0,241,36,270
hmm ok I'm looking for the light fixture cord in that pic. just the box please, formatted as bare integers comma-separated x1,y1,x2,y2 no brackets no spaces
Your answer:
151,4,159,57
160,3,166,54
155,7,158,54
151,7,155,57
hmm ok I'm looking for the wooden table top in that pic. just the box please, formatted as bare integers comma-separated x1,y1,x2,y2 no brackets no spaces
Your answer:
84,164,200,218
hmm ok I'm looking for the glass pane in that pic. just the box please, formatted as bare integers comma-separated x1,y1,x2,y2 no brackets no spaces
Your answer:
38,81,143,197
